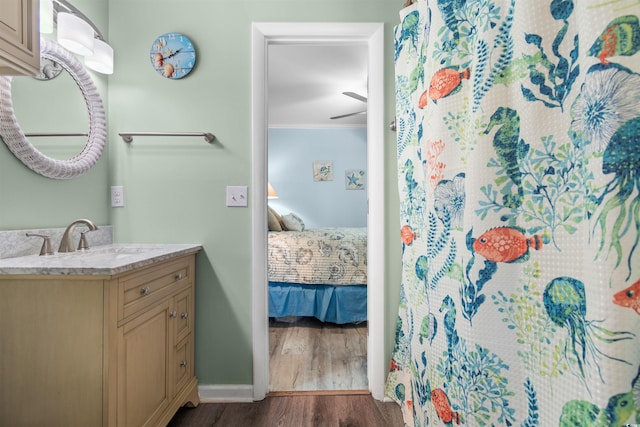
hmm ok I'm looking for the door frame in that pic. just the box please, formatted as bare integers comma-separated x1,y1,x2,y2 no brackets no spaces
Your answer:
251,22,385,400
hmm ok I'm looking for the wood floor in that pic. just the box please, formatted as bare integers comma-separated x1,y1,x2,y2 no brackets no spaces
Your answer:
167,318,398,426
167,394,404,426
269,317,368,392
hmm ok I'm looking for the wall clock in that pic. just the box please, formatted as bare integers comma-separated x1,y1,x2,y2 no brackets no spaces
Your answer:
149,32,196,79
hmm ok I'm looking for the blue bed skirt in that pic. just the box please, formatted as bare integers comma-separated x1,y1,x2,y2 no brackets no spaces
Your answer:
268,282,367,324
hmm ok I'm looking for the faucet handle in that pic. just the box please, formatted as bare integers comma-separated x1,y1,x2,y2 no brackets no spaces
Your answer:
26,233,54,256
78,231,90,251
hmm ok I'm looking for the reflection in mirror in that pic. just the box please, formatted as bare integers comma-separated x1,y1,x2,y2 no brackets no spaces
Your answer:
0,38,106,179
12,59,89,161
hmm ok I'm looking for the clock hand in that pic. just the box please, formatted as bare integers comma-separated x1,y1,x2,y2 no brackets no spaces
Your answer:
162,48,182,60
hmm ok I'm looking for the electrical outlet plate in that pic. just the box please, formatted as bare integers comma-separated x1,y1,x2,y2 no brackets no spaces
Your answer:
226,186,248,207
111,186,124,207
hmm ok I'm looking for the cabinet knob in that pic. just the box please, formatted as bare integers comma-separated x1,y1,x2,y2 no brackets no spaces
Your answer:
180,312,189,319
140,287,151,296
180,360,188,367
175,273,183,280
169,310,177,318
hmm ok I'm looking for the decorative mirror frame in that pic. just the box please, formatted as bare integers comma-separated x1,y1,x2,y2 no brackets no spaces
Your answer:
0,38,106,179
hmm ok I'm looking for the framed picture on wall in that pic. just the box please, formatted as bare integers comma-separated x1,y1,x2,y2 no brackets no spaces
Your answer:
313,161,333,181
345,169,366,190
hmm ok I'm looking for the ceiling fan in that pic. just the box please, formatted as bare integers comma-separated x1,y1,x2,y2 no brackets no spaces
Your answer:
330,91,367,120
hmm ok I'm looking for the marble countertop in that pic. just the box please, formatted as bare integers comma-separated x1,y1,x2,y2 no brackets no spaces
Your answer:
0,243,202,276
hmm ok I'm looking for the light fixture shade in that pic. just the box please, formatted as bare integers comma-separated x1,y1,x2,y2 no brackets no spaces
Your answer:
57,12,94,56
268,182,279,199
39,0,53,34
85,39,114,74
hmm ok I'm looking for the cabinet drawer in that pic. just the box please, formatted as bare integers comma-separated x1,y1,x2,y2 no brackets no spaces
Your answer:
118,257,191,322
173,334,193,395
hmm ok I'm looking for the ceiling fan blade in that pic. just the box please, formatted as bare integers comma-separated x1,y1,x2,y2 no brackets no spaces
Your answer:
342,92,367,103
330,110,367,120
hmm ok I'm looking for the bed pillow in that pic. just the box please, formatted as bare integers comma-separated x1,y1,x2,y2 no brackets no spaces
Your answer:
267,206,283,231
281,213,305,231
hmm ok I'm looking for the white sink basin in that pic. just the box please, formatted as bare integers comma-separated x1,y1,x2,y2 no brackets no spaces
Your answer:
53,244,164,260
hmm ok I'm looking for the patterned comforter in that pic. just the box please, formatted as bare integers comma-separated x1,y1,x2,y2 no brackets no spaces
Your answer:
267,227,367,286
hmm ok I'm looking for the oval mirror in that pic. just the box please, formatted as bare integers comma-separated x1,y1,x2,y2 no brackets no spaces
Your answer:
12,56,89,161
0,38,106,179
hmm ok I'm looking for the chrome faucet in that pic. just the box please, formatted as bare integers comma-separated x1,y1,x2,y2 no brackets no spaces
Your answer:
58,219,98,253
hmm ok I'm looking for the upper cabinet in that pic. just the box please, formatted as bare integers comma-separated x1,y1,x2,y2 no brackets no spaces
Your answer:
0,0,39,76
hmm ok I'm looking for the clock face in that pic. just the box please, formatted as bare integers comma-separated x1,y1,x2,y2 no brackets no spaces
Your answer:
149,32,196,79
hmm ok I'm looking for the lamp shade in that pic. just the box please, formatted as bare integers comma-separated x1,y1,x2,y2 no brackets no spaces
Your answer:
57,12,94,56
267,182,279,199
85,39,114,74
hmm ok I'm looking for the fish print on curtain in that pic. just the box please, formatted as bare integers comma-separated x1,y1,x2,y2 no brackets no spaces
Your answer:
387,0,640,426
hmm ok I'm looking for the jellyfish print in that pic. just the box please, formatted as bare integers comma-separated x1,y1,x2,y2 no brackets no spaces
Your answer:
571,64,640,280
543,276,634,384
594,115,640,280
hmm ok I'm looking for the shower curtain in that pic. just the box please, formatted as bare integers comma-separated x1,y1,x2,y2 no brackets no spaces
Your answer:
387,1,640,426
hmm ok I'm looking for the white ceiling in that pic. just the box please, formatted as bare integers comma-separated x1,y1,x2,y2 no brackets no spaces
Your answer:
267,44,369,128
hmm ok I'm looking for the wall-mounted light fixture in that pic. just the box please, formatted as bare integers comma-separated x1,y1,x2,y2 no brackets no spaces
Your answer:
84,39,114,74
47,0,114,75
57,12,94,56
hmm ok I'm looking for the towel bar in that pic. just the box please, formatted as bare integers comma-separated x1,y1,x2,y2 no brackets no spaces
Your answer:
118,132,215,143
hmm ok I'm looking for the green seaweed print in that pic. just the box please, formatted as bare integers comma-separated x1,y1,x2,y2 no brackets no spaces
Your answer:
471,0,515,112
432,0,503,68
520,0,580,111
477,134,597,250
431,0,515,112
441,97,488,166
400,158,427,231
436,295,515,426
415,210,456,291
492,263,568,379
459,229,498,325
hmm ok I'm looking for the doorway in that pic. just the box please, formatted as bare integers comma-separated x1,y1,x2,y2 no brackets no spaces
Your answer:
251,22,385,401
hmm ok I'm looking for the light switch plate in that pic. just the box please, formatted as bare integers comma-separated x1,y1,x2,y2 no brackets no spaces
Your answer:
226,186,248,207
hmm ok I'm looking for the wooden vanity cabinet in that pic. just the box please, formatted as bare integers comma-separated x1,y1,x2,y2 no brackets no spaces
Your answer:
0,253,199,427
0,0,39,75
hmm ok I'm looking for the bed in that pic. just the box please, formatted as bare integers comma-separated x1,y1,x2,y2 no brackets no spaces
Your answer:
267,227,367,324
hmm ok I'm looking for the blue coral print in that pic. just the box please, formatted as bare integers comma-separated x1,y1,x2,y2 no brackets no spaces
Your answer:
387,1,640,426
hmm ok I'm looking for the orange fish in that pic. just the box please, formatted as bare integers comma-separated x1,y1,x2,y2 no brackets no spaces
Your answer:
431,388,460,425
401,225,416,246
613,278,640,315
418,90,429,109
428,67,470,103
473,227,543,263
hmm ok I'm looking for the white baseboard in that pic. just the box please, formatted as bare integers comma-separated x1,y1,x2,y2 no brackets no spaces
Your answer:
198,384,255,403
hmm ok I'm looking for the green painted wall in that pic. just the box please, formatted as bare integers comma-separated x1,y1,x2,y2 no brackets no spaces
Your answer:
108,0,402,386
1,0,402,388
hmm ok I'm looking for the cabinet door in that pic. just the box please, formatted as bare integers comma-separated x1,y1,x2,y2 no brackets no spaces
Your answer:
118,299,172,427
173,287,193,344
0,0,39,75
